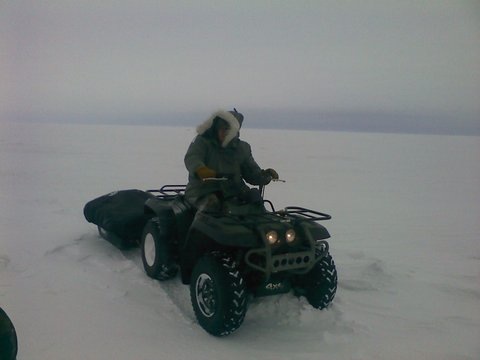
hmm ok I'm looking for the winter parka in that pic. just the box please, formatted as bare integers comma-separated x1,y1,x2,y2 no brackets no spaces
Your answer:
184,110,268,206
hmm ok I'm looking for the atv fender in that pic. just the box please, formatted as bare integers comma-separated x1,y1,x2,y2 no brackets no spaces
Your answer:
171,197,195,245
302,221,330,240
179,211,259,285
144,197,174,217
189,212,259,247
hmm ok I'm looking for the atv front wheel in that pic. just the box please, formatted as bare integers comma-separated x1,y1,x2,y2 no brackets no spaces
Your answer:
297,252,337,309
140,219,177,280
0,307,17,360
190,253,247,336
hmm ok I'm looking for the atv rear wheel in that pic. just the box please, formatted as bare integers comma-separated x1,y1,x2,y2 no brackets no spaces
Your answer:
190,252,247,336
140,219,177,280
297,252,337,309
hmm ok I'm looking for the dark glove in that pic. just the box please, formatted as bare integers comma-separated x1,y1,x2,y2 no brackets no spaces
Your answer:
261,168,279,185
195,166,217,179
263,168,279,180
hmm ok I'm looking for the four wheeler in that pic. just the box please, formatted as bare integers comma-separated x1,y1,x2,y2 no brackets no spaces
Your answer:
139,182,337,336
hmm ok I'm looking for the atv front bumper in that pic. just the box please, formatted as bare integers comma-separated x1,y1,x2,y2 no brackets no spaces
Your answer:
245,240,329,277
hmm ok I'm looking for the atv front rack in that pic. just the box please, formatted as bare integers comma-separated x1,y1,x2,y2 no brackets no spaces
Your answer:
276,206,331,221
207,205,331,228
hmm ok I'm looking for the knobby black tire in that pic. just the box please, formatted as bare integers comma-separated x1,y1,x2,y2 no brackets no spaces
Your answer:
190,252,248,336
140,218,177,280
0,307,17,360
302,252,337,309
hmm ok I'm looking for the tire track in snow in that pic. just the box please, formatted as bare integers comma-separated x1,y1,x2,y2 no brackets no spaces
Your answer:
44,230,195,325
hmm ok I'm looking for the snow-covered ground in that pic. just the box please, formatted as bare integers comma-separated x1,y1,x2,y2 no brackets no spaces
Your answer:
1,122,479,360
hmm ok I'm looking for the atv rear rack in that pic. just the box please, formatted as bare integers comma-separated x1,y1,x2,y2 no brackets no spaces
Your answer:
147,184,186,199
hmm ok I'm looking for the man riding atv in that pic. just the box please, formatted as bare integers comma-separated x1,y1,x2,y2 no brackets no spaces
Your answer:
184,109,279,212
84,109,337,337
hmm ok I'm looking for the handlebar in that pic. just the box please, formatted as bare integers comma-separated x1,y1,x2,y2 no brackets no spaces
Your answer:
202,175,285,200
203,177,285,182
202,177,230,182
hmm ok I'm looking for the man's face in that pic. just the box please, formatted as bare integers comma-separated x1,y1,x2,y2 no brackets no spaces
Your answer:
217,123,230,143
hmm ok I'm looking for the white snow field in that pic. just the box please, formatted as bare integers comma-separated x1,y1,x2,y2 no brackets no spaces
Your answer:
1,122,479,360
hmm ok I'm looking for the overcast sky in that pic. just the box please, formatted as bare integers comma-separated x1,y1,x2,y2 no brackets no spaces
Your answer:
1,1,479,131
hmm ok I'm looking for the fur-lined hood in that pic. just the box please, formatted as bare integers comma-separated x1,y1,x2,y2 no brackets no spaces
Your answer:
196,110,243,147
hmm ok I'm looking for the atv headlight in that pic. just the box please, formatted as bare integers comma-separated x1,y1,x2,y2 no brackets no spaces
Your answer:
285,229,296,243
266,230,278,245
